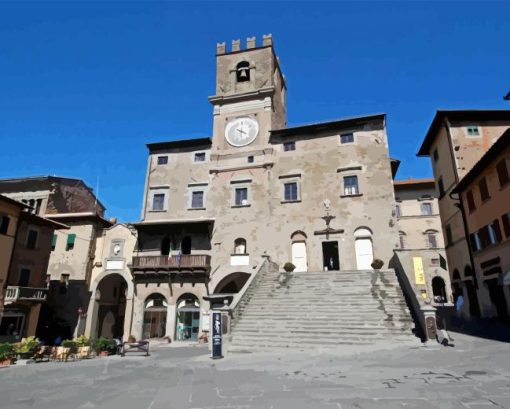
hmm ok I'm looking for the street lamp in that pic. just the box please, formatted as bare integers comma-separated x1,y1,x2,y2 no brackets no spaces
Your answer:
504,91,510,101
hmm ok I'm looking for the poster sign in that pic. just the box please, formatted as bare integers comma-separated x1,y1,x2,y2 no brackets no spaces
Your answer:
211,312,223,359
413,257,425,285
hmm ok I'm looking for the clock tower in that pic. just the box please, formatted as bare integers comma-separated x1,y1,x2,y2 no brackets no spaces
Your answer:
209,35,286,155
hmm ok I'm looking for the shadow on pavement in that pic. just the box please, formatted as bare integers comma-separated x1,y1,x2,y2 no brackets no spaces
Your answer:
437,306,510,343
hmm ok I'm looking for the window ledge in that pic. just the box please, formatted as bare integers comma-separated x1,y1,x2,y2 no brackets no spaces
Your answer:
281,200,301,204
499,181,510,191
188,207,206,211
231,204,251,208
231,253,250,256
148,209,167,213
481,197,491,205
340,193,363,198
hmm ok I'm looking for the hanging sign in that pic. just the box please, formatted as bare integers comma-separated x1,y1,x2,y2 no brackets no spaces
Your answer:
413,257,426,285
211,312,223,359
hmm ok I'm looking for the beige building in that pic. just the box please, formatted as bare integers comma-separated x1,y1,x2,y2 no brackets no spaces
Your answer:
453,129,510,318
418,110,510,318
0,176,112,342
393,179,452,306
129,36,400,342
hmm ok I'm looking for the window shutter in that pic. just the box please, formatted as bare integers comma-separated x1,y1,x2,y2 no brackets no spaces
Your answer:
67,234,76,246
503,213,510,238
51,234,57,249
493,219,502,242
439,254,447,270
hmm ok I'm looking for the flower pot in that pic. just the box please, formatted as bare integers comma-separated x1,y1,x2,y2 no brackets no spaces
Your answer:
99,351,109,357
0,359,12,367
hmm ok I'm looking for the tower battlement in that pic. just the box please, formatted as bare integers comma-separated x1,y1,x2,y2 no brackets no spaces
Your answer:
216,34,273,55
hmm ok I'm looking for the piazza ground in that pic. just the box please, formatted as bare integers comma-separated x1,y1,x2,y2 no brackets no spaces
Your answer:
1,332,510,409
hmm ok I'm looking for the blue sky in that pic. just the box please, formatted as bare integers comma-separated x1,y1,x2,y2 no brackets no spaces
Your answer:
1,1,509,221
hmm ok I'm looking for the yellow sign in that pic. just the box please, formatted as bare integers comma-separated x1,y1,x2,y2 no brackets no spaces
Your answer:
413,257,426,285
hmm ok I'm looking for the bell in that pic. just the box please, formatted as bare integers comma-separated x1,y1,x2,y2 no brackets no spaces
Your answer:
238,69,248,80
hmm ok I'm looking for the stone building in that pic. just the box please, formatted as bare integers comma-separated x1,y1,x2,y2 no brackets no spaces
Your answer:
418,110,510,319
130,36,401,342
452,129,510,319
393,178,452,306
0,176,112,341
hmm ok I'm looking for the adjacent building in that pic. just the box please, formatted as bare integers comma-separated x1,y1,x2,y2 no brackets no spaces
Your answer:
0,176,113,341
393,178,452,306
452,129,510,319
418,110,510,318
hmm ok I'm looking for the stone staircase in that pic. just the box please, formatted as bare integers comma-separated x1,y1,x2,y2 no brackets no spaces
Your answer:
229,268,419,351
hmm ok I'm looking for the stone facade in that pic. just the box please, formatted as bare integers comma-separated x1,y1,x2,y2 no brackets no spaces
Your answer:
131,36,399,342
393,179,452,306
418,110,510,319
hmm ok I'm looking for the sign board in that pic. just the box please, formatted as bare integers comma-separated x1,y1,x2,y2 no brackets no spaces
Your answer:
413,257,426,285
201,314,210,331
211,312,223,359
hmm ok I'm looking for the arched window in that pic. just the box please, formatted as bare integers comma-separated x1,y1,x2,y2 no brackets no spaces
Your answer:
234,238,247,254
425,229,438,248
354,227,372,238
236,61,250,82
143,294,168,339
398,231,406,249
452,269,461,281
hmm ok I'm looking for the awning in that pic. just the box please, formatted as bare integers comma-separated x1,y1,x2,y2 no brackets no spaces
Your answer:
132,218,215,226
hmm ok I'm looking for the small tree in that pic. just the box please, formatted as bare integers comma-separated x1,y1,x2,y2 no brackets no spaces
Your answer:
371,259,384,270
283,262,296,272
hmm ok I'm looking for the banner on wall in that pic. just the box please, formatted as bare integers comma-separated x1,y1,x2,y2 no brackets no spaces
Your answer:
413,257,426,285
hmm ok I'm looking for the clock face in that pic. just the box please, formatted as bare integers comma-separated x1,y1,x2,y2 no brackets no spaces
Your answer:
225,117,259,147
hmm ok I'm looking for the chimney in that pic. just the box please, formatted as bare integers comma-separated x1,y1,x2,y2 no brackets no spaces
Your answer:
262,34,273,47
216,42,226,55
246,36,256,49
232,39,241,52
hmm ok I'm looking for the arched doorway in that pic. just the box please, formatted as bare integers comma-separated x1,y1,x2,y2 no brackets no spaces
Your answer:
354,227,374,270
181,236,191,255
143,294,168,339
214,272,250,293
96,274,127,338
175,294,200,341
291,231,308,272
432,276,447,303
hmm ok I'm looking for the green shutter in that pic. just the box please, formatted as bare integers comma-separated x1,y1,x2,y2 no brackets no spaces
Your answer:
440,254,447,270
51,234,57,246
67,234,76,246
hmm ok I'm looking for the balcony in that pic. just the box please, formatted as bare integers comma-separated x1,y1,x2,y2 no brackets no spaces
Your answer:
4,286,48,304
132,255,211,273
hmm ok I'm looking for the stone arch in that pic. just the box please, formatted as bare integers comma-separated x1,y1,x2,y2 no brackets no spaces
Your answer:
94,273,128,338
452,269,461,281
90,270,134,299
143,293,168,339
354,227,374,269
291,230,307,242
175,293,200,341
354,227,373,237
214,272,251,294
432,276,447,302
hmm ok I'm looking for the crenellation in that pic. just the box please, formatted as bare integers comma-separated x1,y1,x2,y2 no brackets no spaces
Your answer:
246,36,256,49
216,42,226,55
262,33,273,46
231,39,241,52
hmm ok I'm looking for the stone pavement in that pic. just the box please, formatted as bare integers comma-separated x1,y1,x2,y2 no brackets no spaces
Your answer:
0,332,509,409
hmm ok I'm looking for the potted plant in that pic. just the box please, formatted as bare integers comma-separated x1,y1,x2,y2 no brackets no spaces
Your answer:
371,259,384,270
0,343,15,366
13,336,39,360
283,262,296,273
75,335,91,359
93,337,115,357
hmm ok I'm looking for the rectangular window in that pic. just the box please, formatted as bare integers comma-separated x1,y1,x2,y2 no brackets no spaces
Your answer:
194,152,206,162
438,176,445,196
343,176,359,195
395,205,401,218
340,133,354,144
479,177,490,201
427,233,438,248
488,223,498,245
152,193,165,211
433,149,439,162
247,155,254,163
284,182,298,202
191,191,204,209
157,156,168,165
35,199,42,215
466,190,476,212
496,159,509,187
470,232,481,252
66,233,76,251
0,215,9,235
235,187,248,206
431,258,440,266
445,224,453,246
51,234,57,251
18,268,30,287
503,213,510,238
283,141,295,151
467,126,480,136
399,234,405,249
421,202,433,215
26,229,38,249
